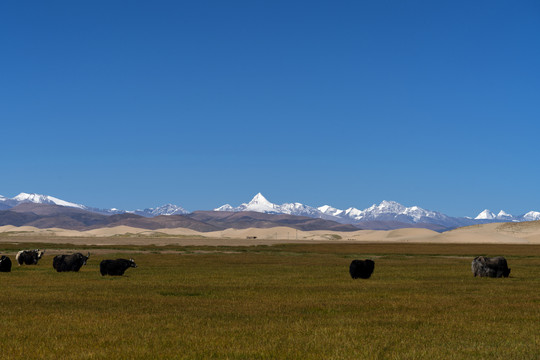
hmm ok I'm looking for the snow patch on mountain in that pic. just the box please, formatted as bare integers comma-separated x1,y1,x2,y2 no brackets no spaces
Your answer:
214,204,235,212
496,210,514,221
475,209,497,220
318,205,344,217
241,192,280,213
215,204,235,211
215,193,323,217
12,192,87,209
522,211,540,221
135,204,188,217
475,209,520,221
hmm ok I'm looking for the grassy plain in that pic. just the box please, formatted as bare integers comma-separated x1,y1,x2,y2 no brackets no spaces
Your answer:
0,242,539,359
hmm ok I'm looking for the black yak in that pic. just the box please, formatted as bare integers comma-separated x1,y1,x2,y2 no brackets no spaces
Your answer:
16,249,45,266
472,256,511,278
53,252,90,272
100,258,137,276
0,255,12,272
349,259,375,279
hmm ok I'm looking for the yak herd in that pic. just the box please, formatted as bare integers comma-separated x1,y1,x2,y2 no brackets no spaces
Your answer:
0,249,513,280
0,249,137,276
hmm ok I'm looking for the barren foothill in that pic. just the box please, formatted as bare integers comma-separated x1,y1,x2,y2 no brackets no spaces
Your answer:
1,220,540,246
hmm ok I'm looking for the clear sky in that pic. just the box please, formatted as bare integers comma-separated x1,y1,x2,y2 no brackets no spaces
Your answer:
1,1,539,217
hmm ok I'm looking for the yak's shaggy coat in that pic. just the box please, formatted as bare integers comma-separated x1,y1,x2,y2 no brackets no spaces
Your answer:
471,256,511,278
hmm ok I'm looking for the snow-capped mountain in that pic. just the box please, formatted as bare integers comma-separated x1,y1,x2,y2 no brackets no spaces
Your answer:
215,193,322,217
522,211,540,221
473,209,540,222
318,205,344,217
215,193,540,229
134,204,188,217
214,204,235,212
334,200,454,224
0,193,188,217
475,209,497,220
229,192,281,213
11,192,87,209
2,191,540,230
215,194,463,227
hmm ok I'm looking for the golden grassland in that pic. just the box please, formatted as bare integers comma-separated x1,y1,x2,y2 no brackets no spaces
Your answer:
0,241,539,359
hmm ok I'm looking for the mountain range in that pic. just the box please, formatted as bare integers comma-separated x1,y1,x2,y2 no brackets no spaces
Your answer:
1,192,540,231
0,193,188,217
0,203,358,232
215,193,540,229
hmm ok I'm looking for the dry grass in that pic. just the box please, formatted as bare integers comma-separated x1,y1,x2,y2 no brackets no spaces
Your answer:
0,242,539,359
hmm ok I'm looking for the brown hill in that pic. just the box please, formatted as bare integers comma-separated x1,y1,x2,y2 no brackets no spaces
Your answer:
3,204,220,232
99,213,220,232
354,220,447,232
0,211,40,226
187,211,360,231
10,203,93,215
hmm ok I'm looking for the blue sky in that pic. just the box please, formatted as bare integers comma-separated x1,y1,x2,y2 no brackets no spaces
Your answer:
1,1,539,216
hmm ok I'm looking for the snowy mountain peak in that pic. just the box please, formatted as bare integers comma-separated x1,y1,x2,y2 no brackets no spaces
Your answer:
215,204,235,211
13,192,86,209
377,200,406,212
136,203,188,216
3,190,540,229
248,193,272,205
216,193,319,216
318,205,344,217
497,210,513,218
214,196,453,225
522,211,540,221
1,192,190,217
13,192,47,202
243,193,278,213
475,209,496,220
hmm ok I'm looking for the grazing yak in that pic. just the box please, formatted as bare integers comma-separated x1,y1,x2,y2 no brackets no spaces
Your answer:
53,252,90,272
16,249,45,266
349,259,375,279
100,258,137,276
0,255,12,272
471,256,511,278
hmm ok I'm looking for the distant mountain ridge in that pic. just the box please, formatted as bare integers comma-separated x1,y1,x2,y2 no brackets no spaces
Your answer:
0,192,188,217
1,191,540,231
0,203,359,232
215,193,540,229
473,208,540,222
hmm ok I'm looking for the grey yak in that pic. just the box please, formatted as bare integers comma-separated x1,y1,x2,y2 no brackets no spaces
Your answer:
471,256,511,278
